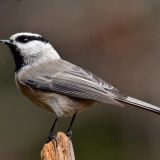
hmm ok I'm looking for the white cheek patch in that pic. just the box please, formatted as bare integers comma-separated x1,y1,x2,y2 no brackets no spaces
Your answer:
17,41,44,55
15,41,61,61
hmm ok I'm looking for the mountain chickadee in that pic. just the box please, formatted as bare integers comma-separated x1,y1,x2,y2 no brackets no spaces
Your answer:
0,32,160,142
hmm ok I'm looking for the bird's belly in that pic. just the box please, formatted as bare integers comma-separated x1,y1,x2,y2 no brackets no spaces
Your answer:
16,80,94,117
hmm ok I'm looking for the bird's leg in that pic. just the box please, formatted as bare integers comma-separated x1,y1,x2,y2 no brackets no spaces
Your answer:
65,113,77,138
46,117,58,143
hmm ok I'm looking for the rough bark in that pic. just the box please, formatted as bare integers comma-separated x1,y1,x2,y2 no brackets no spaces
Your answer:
41,132,75,160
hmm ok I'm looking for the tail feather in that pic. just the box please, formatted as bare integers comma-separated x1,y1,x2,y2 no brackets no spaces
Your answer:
116,96,160,115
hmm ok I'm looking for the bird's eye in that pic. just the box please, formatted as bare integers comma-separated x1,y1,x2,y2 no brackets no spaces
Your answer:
23,38,29,43
16,36,29,43
15,35,48,43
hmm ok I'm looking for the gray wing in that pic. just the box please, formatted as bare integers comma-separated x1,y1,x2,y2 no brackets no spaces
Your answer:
21,60,125,106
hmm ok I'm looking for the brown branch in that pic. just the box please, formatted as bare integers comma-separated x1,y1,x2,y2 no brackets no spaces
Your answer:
41,132,75,160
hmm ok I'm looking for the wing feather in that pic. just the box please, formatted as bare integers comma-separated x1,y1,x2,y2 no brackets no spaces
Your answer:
21,60,124,106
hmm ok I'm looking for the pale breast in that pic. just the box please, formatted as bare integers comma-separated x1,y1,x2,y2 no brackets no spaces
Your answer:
15,77,95,117
15,77,55,113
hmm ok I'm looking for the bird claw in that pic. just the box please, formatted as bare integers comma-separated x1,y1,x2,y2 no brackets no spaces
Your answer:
65,130,72,139
45,134,56,143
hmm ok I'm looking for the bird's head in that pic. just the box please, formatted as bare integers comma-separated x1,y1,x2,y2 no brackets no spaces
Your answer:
0,32,60,71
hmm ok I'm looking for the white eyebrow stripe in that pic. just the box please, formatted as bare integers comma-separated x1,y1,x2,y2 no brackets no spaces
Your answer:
10,32,41,40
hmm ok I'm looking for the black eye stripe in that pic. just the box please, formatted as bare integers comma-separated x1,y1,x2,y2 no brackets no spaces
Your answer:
15,35,48,43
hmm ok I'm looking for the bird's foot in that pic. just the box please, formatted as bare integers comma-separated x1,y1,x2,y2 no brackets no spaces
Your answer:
65,130,72,139
45,133,56,144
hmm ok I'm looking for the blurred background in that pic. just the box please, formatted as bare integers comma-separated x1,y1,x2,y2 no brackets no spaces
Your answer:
0,0,160,159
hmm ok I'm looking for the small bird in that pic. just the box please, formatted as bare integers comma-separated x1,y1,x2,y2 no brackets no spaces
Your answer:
0,32,160,142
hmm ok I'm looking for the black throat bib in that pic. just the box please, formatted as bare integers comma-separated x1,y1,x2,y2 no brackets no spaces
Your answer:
9,45,26,72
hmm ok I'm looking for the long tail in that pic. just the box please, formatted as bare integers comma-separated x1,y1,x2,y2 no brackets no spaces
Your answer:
116,96,160,114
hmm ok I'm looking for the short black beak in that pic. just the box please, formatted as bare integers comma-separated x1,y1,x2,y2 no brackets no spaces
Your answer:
0,40,12,46
0,40,13,46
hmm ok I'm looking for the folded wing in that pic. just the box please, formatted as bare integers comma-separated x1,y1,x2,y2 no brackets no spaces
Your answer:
21,60,124,106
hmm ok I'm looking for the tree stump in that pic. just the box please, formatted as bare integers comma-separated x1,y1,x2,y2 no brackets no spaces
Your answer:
41,132,75,160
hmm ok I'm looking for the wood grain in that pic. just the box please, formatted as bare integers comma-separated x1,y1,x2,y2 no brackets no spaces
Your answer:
41,132,75,160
